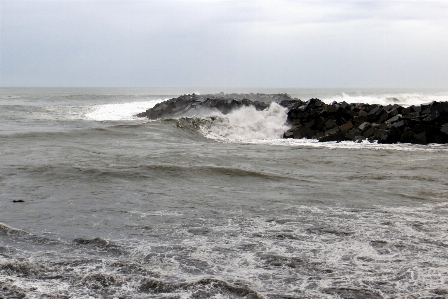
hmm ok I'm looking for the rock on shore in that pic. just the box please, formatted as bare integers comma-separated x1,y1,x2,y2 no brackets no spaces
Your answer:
137,93,448,145
283,98,448,144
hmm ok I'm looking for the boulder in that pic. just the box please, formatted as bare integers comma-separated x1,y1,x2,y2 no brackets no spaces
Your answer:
339,121,354,132
136,93,448,144
441,123,448,134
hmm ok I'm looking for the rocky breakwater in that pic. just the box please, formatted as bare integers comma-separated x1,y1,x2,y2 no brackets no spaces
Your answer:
283,98,448,144
137,93,293,119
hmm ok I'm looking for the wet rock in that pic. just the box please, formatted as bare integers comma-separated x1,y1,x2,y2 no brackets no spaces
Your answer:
400,131,414,143
136,93,288,119
441,123,448,134
362,127,376,138
391,120,405,128
387,114,402,123
324,119,337,130
358,122,371,131
136,93,448,144
414,132,427,144
353,115,368,126
339,121,354,132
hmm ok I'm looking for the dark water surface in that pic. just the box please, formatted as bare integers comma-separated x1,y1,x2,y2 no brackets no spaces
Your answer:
1,88,448,298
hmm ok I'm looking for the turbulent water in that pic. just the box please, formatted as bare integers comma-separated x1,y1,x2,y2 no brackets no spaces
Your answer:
1,88,448,299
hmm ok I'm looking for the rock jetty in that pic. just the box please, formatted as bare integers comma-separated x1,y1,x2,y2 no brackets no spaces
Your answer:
136,93,292,119
283,98,448,144
137,93,448,145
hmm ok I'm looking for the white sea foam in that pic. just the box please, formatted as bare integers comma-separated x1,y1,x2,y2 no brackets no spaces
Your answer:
202,102,290,141
43,99,166,121
85,99,165,121
227,138,448,152
320,92,448,107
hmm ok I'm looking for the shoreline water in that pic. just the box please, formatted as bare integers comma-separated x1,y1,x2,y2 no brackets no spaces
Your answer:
1,88,447,298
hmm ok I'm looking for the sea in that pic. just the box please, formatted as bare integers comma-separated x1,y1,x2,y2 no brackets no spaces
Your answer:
1,88,447,299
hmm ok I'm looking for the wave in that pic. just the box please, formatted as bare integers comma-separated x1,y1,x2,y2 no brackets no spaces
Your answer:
10,163,297,182
166,103,448,151
320,91,448,107
85,100,165,121
41,99,166,122
171,102,291,142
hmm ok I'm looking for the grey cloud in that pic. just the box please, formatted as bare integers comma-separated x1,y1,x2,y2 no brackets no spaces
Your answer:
1,0,447,88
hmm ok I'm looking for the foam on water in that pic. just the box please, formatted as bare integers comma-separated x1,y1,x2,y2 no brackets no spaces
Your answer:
201,102,290,141
2,203,447,298
320,91,448,107
228,138,448,152
85,99,164,121
41,99,166,122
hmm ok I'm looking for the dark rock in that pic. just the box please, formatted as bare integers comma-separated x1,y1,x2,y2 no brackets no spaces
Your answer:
294,128,305,139
441,123,448,134
292,119,301,125
402,107,411,115
325,104,339,114
377,110,389,122
368,106,381,116
358,110,368,117
345,128,362,140
283,130,294,139
400,131,414,143
362,127,376,138
414,132,427,144
386,127,402,143
374,129,388,140
12,200,25,203
429,102,448,121
339,121,354,132
353,115,368,126
387,108,399,116
325,127,340,137
392,120,405,128
387,114,402,123
324,119,337,130
137,94,448,145
411,105,422,113
358,122,371,131
421,107,431,115
377,123,388,130
404,112,419,119
319,131,348,142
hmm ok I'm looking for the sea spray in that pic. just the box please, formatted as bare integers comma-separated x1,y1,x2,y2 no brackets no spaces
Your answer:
202,102,290,141
319,92,448,107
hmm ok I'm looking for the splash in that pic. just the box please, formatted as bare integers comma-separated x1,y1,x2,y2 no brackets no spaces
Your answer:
201,102,290,141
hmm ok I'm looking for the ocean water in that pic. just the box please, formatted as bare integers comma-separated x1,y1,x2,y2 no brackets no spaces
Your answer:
1,88,448,299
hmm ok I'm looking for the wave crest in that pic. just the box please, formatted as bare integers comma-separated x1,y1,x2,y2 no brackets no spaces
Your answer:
199,102,290,141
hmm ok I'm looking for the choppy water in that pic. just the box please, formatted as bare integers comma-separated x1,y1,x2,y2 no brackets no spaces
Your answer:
1,88,448,298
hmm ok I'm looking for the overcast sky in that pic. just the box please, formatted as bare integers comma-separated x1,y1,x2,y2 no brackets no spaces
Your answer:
1,0,447,88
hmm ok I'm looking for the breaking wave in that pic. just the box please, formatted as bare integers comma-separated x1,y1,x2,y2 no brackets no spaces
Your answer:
189,102,291,141
320,91,448,107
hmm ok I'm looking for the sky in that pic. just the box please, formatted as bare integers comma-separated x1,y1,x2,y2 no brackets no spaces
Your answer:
1,0,448,88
